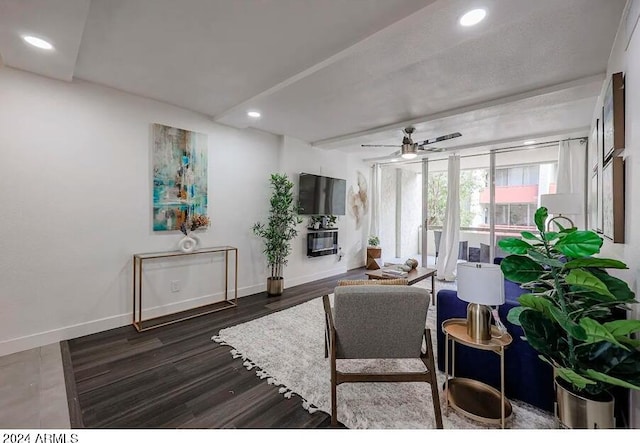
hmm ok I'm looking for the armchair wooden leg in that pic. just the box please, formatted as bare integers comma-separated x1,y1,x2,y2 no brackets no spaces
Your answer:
423,329,443,429
330,358,337,426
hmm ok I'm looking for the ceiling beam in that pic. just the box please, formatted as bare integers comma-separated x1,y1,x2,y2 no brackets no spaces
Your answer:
312,73,604,148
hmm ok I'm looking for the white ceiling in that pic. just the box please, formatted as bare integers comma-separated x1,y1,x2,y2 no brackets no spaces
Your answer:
0,0,627,159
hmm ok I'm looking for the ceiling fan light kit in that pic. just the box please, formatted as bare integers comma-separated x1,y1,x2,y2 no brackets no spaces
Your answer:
362,126,462,161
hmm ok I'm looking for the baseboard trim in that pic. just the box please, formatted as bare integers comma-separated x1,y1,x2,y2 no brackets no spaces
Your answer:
0,283,264,357
285,267,347,288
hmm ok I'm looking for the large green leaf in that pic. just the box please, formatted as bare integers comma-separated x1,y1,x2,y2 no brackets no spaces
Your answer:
543,232,559,242
499,255,545,284
535,207,548,232
548,305,587,340
507,306,527,326
498,237,533,254
519,309,562,357
588,269,636,301
618,336,640,349
555,231,603,258
604,320,640,337
517,294,553,316
521,231,539,241
564,258,628,270
565,269,614,298
584,369,640,390
556,367,597,389
528,249,564,268
580,318,628,349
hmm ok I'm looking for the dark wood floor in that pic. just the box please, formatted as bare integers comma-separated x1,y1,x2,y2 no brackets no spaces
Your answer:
62,268,367,428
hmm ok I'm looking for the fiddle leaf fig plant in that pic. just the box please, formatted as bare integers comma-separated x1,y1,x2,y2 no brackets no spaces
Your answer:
500,207,640,396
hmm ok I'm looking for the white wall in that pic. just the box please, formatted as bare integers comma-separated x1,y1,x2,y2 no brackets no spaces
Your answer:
587,1,640,427
0,67,362,356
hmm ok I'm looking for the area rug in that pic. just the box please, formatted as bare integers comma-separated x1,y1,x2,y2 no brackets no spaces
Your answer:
212,286,556,429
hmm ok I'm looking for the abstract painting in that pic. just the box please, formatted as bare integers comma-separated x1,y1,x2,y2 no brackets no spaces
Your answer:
602,160,613,240
152,124,208,231
601,157,625,243
602,72,625,162
590,171,598,232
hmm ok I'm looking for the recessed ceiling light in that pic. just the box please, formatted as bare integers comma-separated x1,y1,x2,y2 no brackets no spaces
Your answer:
247,111,261,118
391,159,398,162
23,35,54,50
459,8,486,27
524,140,536,145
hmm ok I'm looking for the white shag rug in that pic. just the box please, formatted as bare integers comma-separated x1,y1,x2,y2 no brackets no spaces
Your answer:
212,285,555,429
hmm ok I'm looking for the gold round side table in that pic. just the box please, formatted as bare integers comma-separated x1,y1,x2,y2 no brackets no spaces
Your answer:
442,318,513,428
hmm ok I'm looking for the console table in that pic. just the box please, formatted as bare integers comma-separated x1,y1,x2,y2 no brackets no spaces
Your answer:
132,246,238,332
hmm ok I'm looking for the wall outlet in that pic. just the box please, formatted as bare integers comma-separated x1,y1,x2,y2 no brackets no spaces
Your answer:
170,280,180,292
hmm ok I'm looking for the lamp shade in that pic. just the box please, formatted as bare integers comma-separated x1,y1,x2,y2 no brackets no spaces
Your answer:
457,262,505,306
539,193,582,215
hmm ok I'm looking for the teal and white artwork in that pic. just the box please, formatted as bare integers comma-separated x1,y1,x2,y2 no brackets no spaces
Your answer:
152,123,208,231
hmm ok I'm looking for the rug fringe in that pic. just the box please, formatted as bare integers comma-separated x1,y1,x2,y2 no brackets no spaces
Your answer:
211,334,318,414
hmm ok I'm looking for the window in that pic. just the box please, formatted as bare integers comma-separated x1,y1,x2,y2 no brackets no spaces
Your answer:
495,165,540,186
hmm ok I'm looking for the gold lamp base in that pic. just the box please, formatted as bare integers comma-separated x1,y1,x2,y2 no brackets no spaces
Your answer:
467,303,492,341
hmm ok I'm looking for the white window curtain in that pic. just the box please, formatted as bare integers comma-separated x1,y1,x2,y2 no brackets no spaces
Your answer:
556,139,586,228
369,163,381,239
436,155,460,282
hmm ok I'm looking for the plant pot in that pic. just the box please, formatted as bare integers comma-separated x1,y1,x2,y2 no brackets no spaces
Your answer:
267,276,284,296
555,377,615,429
366,247,381,270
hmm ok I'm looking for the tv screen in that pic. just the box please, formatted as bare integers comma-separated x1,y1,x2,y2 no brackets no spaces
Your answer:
298,173,346,215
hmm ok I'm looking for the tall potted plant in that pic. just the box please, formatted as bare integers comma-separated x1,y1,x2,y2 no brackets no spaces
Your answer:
499,207,640,428
253,173,302,296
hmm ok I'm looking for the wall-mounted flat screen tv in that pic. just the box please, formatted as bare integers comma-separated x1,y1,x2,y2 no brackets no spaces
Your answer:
298,173,346,215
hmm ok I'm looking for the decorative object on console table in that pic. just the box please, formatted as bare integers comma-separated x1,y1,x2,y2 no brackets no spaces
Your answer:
456,262,505,342
602,157,625,243
499,207,640,428
253,173,302,296
602,72,625,162
177,213,210,252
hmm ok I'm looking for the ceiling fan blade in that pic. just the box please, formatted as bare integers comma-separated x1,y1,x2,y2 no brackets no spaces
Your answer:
361,144,401,148
418,132,462,146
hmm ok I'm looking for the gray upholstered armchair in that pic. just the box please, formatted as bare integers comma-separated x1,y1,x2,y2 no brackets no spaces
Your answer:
322,285,442,428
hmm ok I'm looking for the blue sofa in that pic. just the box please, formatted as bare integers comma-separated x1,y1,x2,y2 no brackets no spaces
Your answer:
436,259,555,412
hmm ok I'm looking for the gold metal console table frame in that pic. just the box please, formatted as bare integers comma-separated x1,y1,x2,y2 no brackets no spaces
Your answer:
133,246,238,332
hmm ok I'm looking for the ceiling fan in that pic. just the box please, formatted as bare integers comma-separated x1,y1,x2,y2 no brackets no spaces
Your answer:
361,127,462,159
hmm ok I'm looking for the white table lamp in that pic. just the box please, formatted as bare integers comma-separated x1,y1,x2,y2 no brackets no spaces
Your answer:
539,193,582,230
457,263,505,341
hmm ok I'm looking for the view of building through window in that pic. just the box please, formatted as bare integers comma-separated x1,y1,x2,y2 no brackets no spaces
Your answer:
380,143,561,266
427,160,558,232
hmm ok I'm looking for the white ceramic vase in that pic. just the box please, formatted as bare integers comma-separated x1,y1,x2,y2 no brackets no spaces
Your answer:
178,233,198,253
